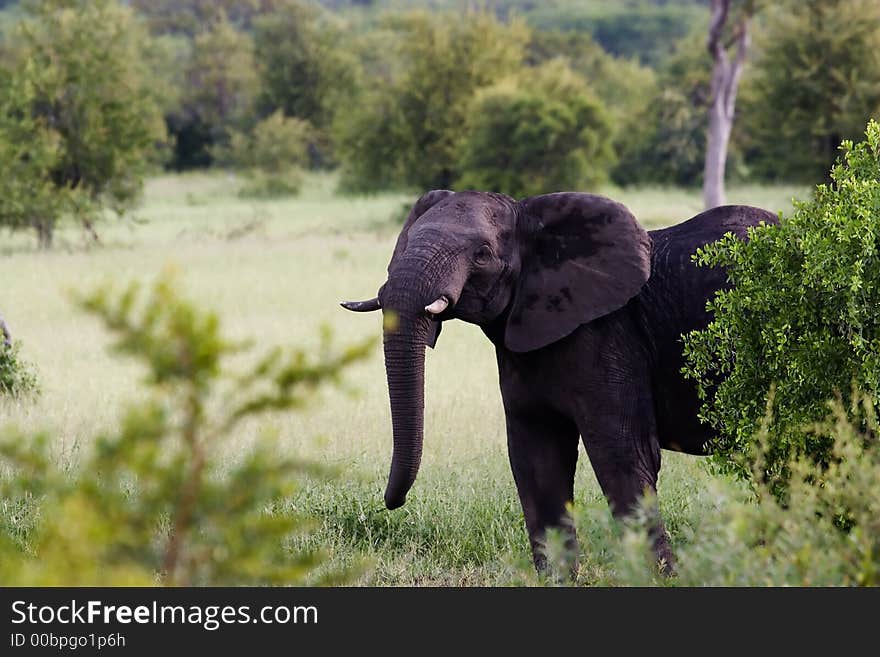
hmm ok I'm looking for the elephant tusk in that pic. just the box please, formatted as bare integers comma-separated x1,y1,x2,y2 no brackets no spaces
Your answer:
341,297,381,312
424,297,448,315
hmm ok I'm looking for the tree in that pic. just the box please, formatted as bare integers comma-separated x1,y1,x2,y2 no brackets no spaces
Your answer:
526,29,655,114
171,12,259,168
333,10,528,192
131,0,286,36
526,28,657,172
523,0,709,66
683,120,880,498
252,0,355,132
703,0,755,209
612,32,721,187
0,62,73,245
0,0,167,246
456,61,614,197
740,0,880,183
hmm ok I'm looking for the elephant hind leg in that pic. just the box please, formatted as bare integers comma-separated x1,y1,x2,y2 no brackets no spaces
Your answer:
504,406,580,576
580,408,676,574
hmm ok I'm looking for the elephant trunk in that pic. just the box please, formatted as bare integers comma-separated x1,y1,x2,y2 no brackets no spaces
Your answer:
382,307,430,509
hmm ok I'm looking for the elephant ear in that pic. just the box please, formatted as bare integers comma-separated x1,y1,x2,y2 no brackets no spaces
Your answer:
505,193,651,353
389,189,455,267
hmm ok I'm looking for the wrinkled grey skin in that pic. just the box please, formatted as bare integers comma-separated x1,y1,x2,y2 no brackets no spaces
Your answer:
342,190,776,572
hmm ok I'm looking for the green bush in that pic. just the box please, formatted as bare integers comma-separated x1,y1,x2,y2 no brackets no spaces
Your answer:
563,395,880,586
0,272,373,585
683,120,880,496
456,60,613,197
214,110,311,198
0,340,38,398
236,171,304,199
525,29,658,158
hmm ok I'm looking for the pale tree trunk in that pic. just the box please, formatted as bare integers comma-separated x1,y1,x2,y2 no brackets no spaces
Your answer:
703,0,753,209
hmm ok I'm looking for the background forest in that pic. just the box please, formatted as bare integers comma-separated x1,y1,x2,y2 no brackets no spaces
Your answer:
2,0,878,244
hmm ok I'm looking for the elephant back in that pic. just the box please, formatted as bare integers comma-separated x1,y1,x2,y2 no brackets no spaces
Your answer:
639,204,778,376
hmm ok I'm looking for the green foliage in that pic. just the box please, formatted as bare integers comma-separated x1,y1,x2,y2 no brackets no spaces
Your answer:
132,0,287,36
214,110,311,198
332,89,407,194
0,61,74,243
141,33,192,119
456,61,614,197
612,32,714,187
526,29,656,112
172,11,260,168
568,395,880,586
524,0,708,66
740,0,880,183
333,10,529,192
525,29,657,170
683,120,880,495
0,340,38,397
0,272,373,585
253,1,356,138
234,172,302,199
0,0,167,246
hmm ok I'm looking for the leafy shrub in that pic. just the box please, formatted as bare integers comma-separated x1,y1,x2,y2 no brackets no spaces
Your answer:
524,29,657,171
0,340,38,398
0,272,373,585
214,110,311,198
564,394,880,586
683,120,880,495
456,60,613,197
237,170,304,199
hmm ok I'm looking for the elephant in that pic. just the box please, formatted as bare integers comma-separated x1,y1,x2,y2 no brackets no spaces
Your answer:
341,189,776,573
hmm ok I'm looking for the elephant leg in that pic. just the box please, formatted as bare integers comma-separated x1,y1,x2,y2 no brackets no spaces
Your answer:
579,401,675,574
504,406,580,575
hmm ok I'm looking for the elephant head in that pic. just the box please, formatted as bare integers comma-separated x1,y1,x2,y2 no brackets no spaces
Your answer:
342,190,651,509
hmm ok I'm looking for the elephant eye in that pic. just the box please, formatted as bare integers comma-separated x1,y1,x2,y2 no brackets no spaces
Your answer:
474,244,493,265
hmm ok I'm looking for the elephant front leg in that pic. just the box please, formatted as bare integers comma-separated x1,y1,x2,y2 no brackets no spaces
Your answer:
504,407,580,576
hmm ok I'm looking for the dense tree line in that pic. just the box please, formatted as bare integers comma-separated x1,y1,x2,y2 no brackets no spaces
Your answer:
1,0,879,243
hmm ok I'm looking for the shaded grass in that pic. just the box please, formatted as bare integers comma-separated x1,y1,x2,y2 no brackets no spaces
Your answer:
0,173,802,585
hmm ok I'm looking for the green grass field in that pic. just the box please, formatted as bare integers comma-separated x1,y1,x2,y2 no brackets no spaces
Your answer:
0,173,808,585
